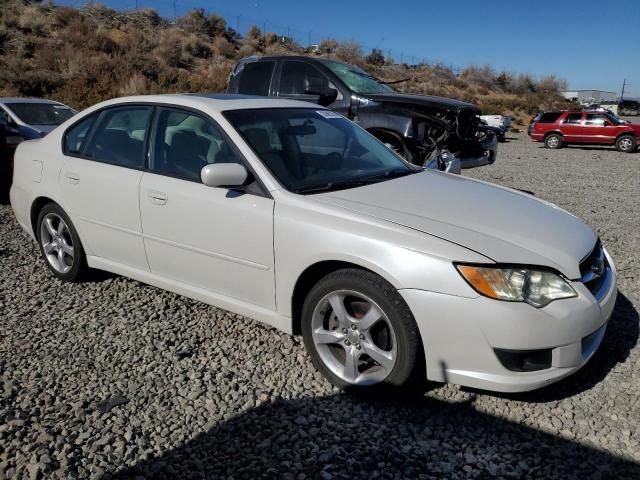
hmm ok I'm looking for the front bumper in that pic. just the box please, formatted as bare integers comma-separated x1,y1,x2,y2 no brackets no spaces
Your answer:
400,250,617,392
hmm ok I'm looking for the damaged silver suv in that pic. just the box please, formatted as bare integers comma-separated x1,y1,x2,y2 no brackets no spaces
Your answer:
227,55,497,172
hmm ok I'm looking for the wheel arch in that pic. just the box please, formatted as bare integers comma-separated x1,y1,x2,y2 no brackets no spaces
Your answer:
30,196,59,238
291,260,389,335
543,130,563,139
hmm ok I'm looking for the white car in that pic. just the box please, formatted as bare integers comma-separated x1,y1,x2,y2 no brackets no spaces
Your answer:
10,94,617,393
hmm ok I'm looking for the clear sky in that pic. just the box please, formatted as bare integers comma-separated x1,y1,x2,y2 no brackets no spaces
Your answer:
57,0,640,97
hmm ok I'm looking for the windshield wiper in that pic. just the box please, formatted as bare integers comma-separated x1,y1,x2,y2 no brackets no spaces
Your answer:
295,168,417,194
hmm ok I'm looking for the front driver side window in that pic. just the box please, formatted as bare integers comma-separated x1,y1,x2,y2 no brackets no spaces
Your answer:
150,108,241,182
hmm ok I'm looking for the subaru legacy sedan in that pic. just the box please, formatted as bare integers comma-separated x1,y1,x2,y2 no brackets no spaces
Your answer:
10,94,616,393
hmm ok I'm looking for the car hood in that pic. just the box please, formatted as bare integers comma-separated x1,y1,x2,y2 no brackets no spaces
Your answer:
313,171,596,279
363,92,479,113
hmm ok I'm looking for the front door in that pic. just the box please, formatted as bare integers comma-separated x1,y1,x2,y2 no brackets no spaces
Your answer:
59,105,153,271
583,113,615,144
139,107,276,309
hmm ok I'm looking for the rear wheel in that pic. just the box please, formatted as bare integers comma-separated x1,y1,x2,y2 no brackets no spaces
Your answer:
37,203,87,282
301,268,423,393
615,134,636,153
544,133,563,149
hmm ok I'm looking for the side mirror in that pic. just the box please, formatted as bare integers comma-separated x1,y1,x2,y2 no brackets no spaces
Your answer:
304,78,338,106
201,163,248,188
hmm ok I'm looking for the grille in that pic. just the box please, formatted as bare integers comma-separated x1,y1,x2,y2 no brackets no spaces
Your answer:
579,240,607,294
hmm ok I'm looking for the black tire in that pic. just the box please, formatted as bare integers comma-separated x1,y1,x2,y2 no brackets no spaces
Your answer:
36,203,87,282
615,134,636,153
374,131,415,164
301,268,424,394
544,133,563,149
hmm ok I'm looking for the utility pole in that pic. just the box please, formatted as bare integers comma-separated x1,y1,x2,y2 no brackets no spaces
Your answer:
308,30,312,47
173,0,176,21
237,15,240,35
263,21,266,35
621,79,627,101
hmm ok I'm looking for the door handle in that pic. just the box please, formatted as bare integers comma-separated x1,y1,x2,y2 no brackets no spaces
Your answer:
148,190,168,205
64,172,80,184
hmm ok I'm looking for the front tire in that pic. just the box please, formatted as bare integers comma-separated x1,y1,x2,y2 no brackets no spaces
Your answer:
544,133,563,149
36,203,87,282
615,134,636,153
301,268,423,392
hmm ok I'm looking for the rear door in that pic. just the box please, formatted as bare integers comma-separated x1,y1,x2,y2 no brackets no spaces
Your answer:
59,105,153,271
559,113,584,142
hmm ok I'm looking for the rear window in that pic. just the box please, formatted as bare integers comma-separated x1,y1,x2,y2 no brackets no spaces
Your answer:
228,61,275,96
537,112,562,123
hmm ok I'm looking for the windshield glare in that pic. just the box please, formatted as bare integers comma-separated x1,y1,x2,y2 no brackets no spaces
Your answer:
7,103,75,126
224,108,416,193
322,61,394,94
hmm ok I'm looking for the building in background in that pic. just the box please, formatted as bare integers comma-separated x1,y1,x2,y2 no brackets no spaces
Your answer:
561,90,618,105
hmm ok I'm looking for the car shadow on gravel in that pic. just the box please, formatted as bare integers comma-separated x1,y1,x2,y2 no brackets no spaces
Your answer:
111,391,640,479
464,291,639,403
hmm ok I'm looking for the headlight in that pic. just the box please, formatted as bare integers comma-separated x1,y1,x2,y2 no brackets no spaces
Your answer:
456,265,577,308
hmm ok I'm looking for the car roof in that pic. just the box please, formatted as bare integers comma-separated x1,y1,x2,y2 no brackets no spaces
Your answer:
0,97,67,105
83,93,326,113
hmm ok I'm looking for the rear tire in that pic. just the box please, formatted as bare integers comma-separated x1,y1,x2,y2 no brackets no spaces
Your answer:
544,133,563,149
301,268,424,394
36,203,87,282
615,134,636,153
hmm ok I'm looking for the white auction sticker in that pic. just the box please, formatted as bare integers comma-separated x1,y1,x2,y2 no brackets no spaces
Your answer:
316,110,342,119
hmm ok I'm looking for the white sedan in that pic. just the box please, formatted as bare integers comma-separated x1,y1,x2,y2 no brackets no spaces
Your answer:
10,94,617,393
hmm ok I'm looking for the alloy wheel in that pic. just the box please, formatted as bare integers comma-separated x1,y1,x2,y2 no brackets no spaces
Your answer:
619,138,633,151
40,213,74,274
311,290,397,386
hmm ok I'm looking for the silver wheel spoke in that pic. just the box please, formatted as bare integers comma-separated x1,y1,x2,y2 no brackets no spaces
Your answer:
313,328,345,345
358,304,383,332
43,242,56,254
57,248,65,265
57,220,66,235
62,241,74,257
328,294,350,327
361,340,395,371
343,347,360,383
45,218,57,237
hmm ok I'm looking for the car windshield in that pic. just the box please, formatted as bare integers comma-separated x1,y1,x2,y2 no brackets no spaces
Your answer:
224,108,418,194
6,102,76,126
322,61,394,94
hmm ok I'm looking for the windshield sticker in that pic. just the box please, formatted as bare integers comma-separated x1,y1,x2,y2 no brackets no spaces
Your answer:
316,110,342,119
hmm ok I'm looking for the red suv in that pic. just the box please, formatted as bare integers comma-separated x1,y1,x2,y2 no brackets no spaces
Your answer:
529,111,640,152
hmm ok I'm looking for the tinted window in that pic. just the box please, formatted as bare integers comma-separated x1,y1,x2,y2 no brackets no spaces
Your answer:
229,61,275,96
225,108,416,193
150,108,241,182
538,112,562,123
84,106,152,169
6,103,75,126
279,61,328,95
64,113,98,154
585,114,606,126
564,113,582,124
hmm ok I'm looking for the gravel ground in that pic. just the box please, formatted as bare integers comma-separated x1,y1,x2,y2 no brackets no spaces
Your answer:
1,132,640,479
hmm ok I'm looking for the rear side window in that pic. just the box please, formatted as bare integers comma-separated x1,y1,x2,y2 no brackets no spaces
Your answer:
279,61,329,95
64,113,97,154
83,106,153,169
229,61,275,96
538,112,562,123
564,113,582,125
